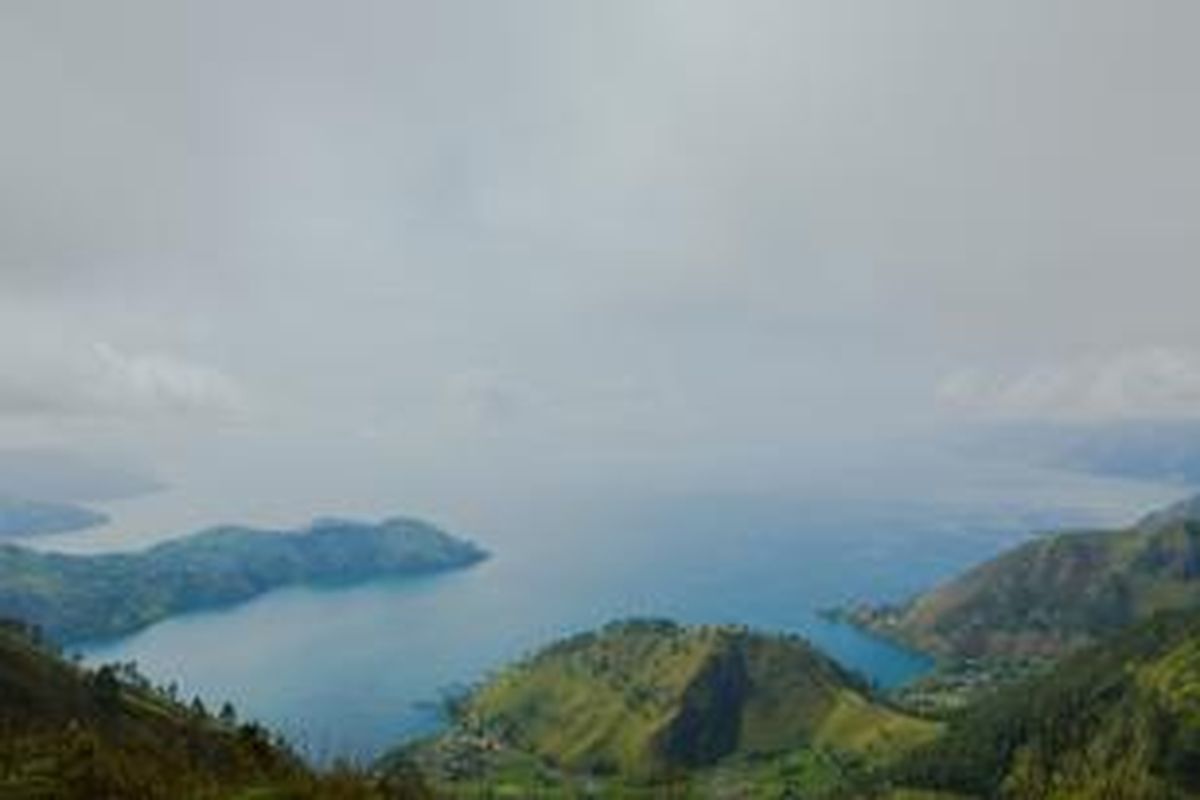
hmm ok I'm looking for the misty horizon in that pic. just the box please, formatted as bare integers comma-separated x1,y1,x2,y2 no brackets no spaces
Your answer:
4,1,1200,514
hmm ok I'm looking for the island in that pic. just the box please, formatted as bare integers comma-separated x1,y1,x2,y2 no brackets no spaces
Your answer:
0,516,487,643
0,497,109,539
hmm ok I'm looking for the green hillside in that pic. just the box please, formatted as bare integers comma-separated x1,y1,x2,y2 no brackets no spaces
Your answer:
0,516,486,643
0,617,430,799
839,494,1200,661
405,620,937,794
892,608,1200,798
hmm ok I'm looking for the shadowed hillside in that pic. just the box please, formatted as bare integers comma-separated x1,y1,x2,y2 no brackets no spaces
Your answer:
892,608,1200,798
0,618,432,799
403,619,937,795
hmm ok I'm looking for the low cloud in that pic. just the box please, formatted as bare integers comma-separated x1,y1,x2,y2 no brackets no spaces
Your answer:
0,341,247,422
938,348,1200,422
440,369,543,432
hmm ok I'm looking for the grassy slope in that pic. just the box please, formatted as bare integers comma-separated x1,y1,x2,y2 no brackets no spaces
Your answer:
736,631,931,757
0,516,486,643
411,620,937,794
892,608,1200,798
467,620,723,775
849,494,1200,660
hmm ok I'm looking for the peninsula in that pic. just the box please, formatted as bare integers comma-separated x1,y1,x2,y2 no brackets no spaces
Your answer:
0,516,487,643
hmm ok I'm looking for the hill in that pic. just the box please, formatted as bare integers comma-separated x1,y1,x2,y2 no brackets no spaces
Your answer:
0,496,108,539
891,608,1200,798
837,494,1200,660
0,516,486,643
404,619,937,794
0,617,430,799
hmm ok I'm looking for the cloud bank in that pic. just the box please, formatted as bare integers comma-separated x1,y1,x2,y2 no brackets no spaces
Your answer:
939,349,1200,422
0,341,246,421
1,1,1198,497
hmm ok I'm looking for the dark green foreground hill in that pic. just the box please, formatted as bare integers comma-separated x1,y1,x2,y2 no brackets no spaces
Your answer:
0,618,431,799
839,494,1200,660
405,620,938,796
0,516,486,642
893,608,1200,799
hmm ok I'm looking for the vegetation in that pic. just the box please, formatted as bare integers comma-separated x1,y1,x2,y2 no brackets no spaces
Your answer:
12,493,1200,797
0,496,108,539
0,617,432,799
889,657,1054,717
0,516,487,643
836,493,1200,661
400,619,938,795
891,608,1200,798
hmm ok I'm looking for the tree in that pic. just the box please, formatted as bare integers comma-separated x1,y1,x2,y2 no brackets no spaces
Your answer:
91,665,121,713
191,697,208,719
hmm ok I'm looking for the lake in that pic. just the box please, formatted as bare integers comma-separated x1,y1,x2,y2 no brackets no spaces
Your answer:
40,459,1184,761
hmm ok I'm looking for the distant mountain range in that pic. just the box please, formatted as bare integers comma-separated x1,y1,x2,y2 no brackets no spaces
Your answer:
962,420,1200,484
0,449,161,539
0,496,109,538
0,516,487,643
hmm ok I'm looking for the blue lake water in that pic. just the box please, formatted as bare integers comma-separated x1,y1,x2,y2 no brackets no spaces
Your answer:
61,469,1184,761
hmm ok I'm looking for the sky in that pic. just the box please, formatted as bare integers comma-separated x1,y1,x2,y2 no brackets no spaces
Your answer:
3,1,1200,506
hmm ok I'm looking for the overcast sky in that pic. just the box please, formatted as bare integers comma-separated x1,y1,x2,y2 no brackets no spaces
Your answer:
3,1,1200,502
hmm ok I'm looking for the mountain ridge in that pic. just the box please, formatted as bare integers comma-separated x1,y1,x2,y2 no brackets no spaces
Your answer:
407,619,937,793
0,516,487,643
835,493,1200,661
